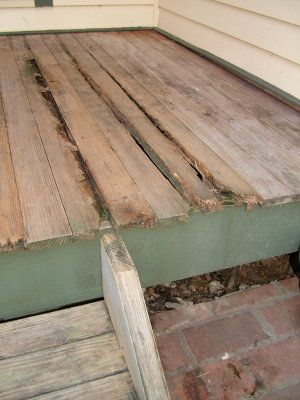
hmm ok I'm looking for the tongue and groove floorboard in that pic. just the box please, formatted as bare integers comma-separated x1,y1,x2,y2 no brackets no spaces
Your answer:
0,96,23,250
126,31,300,196
0,36,72,247
43,34,189,223
79,32,251,203
0,30,298,252
93,31,294,204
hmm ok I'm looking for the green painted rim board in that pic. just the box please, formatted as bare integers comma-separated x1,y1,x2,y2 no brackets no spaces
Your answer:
1,202,299,320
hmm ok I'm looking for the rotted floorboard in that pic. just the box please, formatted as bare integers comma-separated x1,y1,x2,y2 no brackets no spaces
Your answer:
0,30,299,320
0,30,299,250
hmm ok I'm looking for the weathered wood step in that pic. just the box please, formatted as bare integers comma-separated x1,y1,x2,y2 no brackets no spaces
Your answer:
0,301,137,399
0,232,171,400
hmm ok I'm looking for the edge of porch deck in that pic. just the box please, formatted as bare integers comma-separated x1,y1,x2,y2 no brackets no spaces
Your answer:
1,201,299,321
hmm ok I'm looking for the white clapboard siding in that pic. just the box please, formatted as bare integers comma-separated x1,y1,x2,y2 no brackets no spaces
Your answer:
0,0,34,7
158,0,300,99
214,0,300,27
0,3,154,32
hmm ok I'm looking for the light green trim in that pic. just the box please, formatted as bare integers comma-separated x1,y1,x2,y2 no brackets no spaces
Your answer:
0,26,152,37
0,237,102,321
1,202,299,320
121,202,300,288
155,28,300,110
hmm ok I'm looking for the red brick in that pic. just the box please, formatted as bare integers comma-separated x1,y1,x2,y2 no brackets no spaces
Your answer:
166,369,208,400
260,296,300,334
151,304,211,332
200,358,256,400
210,284,280,315
184,312,267,360
261,383,300,400
156,333,189,372
279,277,299,293
243,336,300,388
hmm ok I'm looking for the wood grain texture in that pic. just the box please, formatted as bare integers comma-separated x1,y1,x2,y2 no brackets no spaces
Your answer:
26,34,156,228
88,32,259,201
0,36,71,246
44,34,188,223
0,95,23,249
101,232,171,400
31,372,137,400
61,32,221,212
97,31,294,204
0,333,126,400
10,35,100,238
125,31,300,197
0,301,112,359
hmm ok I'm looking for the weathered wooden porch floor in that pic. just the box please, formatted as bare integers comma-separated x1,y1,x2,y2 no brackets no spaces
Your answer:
0,301,137,399
1,30,299,251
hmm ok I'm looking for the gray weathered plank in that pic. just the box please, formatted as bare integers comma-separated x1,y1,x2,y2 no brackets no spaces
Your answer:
26,34,156,228
0,94,23,250
31,372,137,400
87,32,259,203
10,35,100,238
0,302,112,359
64,32,223,212
101,232,171,400
44,34,188,223
95,32,294,204
131,31,300,195
0,36,72,246
0,333,126,400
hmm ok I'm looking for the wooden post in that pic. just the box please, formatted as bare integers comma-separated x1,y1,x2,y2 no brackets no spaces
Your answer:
101,232,170,400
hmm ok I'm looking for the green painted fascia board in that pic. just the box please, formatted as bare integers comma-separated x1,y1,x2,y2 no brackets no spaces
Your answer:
0,26,152,36
1,202,299,320
155,28,300,110
35,0,53,6
121,202,300,288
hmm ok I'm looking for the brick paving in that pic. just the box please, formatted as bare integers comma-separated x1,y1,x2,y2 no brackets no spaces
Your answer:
152,277,300,399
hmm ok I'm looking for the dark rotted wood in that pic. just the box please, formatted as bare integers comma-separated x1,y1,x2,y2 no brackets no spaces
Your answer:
61,32,222,212
95,31,295,204
129,31,300,197
44,34,189,223
83,32,256,203
0,36,72,246
26,34,156,228
10,35,100,238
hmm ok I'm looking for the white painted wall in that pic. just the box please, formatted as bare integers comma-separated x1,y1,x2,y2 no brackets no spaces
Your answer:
157,0,300,99
0,1,154,32
1,0,299,99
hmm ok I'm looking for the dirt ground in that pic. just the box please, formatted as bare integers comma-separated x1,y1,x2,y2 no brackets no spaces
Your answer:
144,255,293,314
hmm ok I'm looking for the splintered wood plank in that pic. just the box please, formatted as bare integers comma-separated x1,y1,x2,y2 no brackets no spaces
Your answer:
131,31,300,196
0,96,23,250
101,232,170,400
95,32,294,204
0,302,112,359
149,31,300,127
60,33,222,212
32,372,137,400
85,32,257,202
10,35,100,237
26,34,155,228
44,34,188,223
0,333,126,400
0,36,71,246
